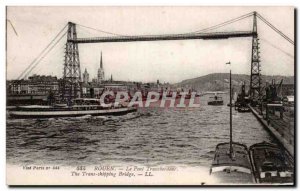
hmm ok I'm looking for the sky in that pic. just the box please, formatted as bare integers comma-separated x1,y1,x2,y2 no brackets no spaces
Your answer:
6,6,294,83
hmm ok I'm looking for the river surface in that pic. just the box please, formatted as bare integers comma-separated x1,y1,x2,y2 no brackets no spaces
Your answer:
7,95,275,167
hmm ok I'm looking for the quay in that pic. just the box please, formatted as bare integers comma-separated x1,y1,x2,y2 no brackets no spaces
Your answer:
249,105,294,157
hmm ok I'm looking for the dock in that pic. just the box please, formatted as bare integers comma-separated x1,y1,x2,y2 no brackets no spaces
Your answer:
249,105,294,157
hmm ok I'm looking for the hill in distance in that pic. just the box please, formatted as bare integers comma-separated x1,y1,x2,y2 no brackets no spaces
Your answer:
174,73,294,92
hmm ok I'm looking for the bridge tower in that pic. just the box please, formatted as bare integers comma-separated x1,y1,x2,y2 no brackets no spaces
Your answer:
62,22,82,101
250,12,261,103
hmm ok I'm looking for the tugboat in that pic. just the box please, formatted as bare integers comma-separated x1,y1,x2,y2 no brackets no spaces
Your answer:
210,64,253,184
8,98,137,119
237,101,251,113
235,82,251,112
249,142,294,184
208,93,224,105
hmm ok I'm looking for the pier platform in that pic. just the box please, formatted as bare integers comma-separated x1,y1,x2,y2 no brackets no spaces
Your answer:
249,105,294,157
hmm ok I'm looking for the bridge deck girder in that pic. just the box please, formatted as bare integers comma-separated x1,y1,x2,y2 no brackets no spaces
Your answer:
70,31,256,43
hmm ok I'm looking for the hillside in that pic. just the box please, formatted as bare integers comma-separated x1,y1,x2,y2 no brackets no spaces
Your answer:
174,73,294,92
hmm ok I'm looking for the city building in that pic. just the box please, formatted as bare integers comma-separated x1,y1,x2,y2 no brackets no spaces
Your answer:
8,74,59,95
7,74,60,105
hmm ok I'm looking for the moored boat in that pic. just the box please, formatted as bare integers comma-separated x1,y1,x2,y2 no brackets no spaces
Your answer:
210,65,253,184
249,142,294,184
210,143,253,184
237,105,251,112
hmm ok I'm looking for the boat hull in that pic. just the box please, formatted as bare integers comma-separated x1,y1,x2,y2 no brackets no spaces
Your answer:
208,101,224,105
237,107,251,113
8,107,137,119
249,142,294,184
210,142,254,184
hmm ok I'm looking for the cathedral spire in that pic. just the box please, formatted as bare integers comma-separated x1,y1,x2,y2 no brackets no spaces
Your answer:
100,51,103,69
97,51,105,84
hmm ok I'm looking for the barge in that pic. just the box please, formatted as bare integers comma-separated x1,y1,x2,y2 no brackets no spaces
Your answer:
249,142,294,184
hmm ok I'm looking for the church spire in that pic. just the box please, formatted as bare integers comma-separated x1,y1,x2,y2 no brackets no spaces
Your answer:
100,51,103,69
97,51,105,84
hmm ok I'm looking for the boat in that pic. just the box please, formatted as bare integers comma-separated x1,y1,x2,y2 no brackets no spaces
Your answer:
237,105,251,113
208,94,224,105
210,65,253,184
235,83,250,111
210,142,253,184
237,96,251,112
249,142,294,184
8,98,137,119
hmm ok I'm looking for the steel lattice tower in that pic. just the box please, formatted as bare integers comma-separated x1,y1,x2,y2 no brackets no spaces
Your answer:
62,22,82,101
250,12,261,103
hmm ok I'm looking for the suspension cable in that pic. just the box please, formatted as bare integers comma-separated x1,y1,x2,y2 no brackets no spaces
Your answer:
257,13,294,45
260,38,294,59
17,24,68,80
189,12,254,34
22,31,67,79
75,23,130,37
76,13,254,37
17,12,294,80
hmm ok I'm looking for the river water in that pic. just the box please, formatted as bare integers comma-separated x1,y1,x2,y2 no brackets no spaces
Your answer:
6,95,275,167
